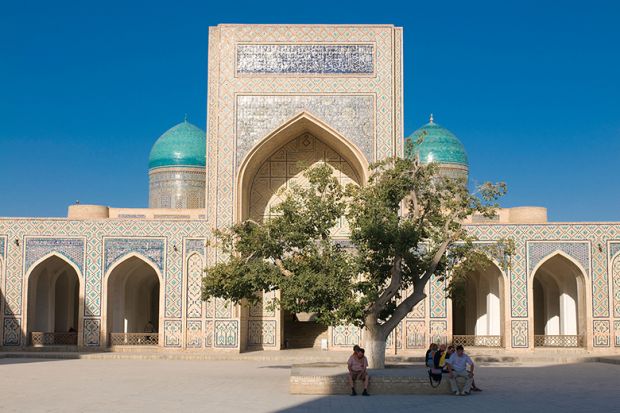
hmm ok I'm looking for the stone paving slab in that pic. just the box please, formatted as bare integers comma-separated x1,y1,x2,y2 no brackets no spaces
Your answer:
0,357,619,412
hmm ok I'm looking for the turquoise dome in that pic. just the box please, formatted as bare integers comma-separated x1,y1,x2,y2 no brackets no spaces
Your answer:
149,120,206,169
405,116,468,167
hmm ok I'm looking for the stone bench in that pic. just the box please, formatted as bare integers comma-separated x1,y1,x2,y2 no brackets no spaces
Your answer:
289,363,453,395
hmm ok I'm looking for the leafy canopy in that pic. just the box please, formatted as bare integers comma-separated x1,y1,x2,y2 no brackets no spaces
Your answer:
203,146,511,338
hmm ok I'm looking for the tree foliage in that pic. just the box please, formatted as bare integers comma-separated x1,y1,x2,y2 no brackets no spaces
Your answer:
203,143,512,366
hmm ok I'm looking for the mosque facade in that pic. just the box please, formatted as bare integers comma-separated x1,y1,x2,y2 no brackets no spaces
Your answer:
0,24,619,353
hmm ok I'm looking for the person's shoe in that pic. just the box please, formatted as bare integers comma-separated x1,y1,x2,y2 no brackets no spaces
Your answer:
454,391,460,396
362,389,370,396
351,388,357,396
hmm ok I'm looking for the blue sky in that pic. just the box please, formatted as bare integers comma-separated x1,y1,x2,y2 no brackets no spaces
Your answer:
0,0,618,220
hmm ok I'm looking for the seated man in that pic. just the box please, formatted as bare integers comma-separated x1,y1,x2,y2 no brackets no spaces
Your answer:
446,345,475,395
347,346,370,396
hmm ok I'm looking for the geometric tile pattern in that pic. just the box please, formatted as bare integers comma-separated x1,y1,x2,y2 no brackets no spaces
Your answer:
331,325,361,347
214,320,239,348
24,237,85,274
2,317,20,346
83,319,100,347
511,320,528,348
429,320,447,344
385,323,402,349
185,253,204,319
185,238,205,257
0,236,5,258
236,44,374,75
429,275,446,318
593,320,610,347
236,95,374,165
527,241,590,277
405,320,425,349
164,320,182,347
610,242,620,259
204,320,214,348
215,298,233,319
207,25,402,258
615,320,620,347
469,224,620,321
612,254,620,318
248,320,276,347
103,238,165,273
0,218,238,349
186,320,202,348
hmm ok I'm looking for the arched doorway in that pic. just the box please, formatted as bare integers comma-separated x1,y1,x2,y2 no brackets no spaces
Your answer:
106,256,161,346
451,261,504,347
26,255,80,346
238,113,367,350
533,253,586,347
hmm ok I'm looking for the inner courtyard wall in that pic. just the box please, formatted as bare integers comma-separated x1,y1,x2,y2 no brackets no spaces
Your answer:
1,218,620,351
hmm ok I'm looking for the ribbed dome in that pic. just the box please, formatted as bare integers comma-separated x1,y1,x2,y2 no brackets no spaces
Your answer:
148,120,206,169
405,116,468,167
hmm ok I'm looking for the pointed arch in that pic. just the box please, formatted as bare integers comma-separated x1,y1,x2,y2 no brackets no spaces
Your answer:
103,253,163,346
103,252,164,286
530,250,588,281
25,252,84,284
451,256,506,343
235,112,370,221
531,250,589,345
24,252,83,346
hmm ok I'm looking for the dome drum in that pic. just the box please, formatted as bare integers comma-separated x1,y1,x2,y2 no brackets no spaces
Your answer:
148,120,206,209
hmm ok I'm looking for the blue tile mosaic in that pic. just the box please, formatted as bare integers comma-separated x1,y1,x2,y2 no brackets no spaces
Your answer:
527,241,590,276
609,242,620,259
24,238,85,274
237,44,374,74
104,238,165,273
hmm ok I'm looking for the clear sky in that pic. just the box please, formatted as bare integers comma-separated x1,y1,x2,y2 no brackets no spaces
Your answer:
1,0,618,221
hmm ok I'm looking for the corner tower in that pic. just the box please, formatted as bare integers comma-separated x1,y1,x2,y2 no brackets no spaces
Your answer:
148,118,206,208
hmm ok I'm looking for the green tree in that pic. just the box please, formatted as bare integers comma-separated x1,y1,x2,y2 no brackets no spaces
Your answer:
203,150,511,368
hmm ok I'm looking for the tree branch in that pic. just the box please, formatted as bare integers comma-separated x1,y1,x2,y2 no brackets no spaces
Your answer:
368,256,402,314
274,258,293,277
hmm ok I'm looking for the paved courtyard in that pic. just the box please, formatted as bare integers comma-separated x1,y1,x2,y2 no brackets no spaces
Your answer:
0,357,618,412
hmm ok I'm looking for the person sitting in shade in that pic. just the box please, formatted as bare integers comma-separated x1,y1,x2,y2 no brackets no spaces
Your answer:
446,345,475,395
347,345,370,396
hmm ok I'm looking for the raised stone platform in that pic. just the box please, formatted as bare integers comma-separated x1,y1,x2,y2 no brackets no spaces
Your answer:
289,363,451,395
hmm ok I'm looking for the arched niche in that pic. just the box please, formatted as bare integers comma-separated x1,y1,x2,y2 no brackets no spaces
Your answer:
452,259,505,346
236,112,369,223
532,252,587,346
25,254,82,346
105,254,162,346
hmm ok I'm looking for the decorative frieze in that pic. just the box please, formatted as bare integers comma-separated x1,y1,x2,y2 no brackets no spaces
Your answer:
236,44,374,75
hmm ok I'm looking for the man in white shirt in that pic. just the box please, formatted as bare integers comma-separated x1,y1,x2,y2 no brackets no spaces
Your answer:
445,345,475,395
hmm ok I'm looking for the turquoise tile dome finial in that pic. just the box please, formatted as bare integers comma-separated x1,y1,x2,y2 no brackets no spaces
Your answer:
148,118,206,170
405,114,469,180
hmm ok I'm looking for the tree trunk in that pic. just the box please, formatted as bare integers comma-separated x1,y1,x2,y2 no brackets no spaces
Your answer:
363,329,387,369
